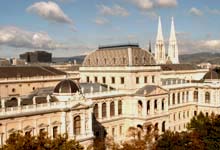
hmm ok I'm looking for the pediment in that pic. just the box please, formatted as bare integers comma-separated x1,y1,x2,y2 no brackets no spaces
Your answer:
71,102,89,110
136,85,168,96
147,87,168,96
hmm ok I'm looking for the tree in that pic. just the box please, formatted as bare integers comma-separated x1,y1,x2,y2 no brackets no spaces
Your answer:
2,131,84,150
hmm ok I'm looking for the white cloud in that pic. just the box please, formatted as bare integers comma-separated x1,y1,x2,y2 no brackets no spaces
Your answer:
127,0,154,10
94,17,110,25
189,7,203,16
98,4,129,17
27,1,73,24
155,0,177,7
200,40,220,50
0,26,68,50
127,0,177,10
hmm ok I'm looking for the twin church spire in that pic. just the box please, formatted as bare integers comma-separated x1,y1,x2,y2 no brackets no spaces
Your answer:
155,16,179,64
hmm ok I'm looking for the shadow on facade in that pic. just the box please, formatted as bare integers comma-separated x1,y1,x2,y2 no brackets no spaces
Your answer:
92,114,107,150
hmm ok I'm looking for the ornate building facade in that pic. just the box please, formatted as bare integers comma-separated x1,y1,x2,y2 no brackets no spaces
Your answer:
0,44,218,149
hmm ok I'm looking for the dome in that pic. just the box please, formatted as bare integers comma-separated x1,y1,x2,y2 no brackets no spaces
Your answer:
54,79,80,94
83,44,156,67
203,70,219,80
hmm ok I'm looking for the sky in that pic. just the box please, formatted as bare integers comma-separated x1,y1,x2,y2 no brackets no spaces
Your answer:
0,0,220,58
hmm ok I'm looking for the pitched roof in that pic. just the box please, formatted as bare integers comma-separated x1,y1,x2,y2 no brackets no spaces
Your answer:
160,64,201,71
0,66,66,78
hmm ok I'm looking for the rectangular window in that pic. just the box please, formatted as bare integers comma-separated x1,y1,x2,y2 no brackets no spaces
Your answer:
112,127,115,136
53,126,58,138
102,77,106,84
121,77,124,84
94,77,98,83
111,77,115,84
144,76,148,83
119,125,123,135
86,76,90,83
136,77,139,84
152,76,155,83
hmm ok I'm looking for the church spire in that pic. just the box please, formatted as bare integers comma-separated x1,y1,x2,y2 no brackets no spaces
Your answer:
155,16,166,64
168,17,179,64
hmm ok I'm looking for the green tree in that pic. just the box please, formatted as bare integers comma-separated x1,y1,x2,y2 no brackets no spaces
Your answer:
2,131,84,150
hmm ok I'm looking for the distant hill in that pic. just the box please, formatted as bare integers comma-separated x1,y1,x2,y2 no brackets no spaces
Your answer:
180,52,220,64
52,52,220,65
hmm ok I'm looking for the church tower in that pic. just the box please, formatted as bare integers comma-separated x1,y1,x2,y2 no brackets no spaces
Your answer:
168,17,179,64
155,16,166,64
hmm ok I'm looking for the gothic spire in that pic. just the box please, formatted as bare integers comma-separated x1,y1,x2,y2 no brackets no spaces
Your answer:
155,16,166,64
168,17,179,64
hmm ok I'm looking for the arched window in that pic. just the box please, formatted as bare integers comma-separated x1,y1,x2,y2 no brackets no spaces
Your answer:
205,92,210,103
194,91,198,102
155,123,159,131
74,116,81,135
172,93,175,105
123,57,126,64
102,103,106,118
110,101,115,116
177,93,180,104
135,57,138,64
162,121,165,132
154,100,157,110
147,100,150,114
96,58,99,64
182,92,185,103
104,58,107,64
186,91,189,102
113,58,116,64
118,100,122,115
138,100,143,115
143,57,146,63
162,99,165,110
94,104,98,118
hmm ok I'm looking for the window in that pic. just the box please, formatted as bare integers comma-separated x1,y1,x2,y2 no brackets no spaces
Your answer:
183,112,185,119
86,76,90,83
12,88,16,93
102,77,106,84
112,127,115,136
162,121,165,132
96,58,98,64
74,116,81,135
154,100,157,110
135,57,138,64
111,77,115,84
53,126,58,138
121,77,124,84
33,87,35,91
174,114,176,121
194,111,197,116
194,91,198,102
182,92,185,103
179,112,181,119
186,91,189,102
123,57,126,64
136,77,139,84
119,125,123,135
94,104,98,118
104,58,107,64
187,111,189,118
172,93,175,105
138,100,143,115
143,57,146,63
102,103,106,118
94,77,98,83
110,101,115,117
162,99,165,110
152,76,155,83
25,131,31,136
118,100,122,115
39,128,45,135
177,93,180,104
147,100,150,114
88,59,90,65
113,58,116,64
205,92,210,103
144,76,148,83
206,112,209,117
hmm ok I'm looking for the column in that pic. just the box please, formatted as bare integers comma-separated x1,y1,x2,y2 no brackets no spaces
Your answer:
81,113,85,136
158,99,161,114
150,100,154,115
87,108,93,136
143,100,147,116
180,92,183,104
115,100,118,116
60,112,66,135
107,101,110,118
68,113,73,137
175,93,178,105
98,103,102,119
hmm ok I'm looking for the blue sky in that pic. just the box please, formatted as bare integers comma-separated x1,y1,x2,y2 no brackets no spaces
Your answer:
0,0,220,57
